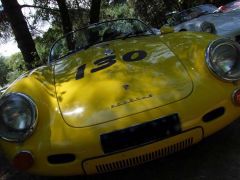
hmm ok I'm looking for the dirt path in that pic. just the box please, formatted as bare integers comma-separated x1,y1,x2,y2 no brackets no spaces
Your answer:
1,118,240,180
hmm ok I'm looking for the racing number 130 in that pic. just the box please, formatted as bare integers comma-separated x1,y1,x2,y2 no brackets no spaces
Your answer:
76,50,147,80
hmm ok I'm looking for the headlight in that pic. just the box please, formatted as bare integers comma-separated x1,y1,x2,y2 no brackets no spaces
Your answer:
206,38,240,81
0,93,37,142
201,22,216,34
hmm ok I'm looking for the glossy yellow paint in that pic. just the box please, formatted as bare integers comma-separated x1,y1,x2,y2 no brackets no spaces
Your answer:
0,31,239,176
54,37,193,127
160,25,174,34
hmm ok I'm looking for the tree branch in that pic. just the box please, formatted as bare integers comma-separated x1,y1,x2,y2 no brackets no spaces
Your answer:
25,16,45,35
20,4,59,12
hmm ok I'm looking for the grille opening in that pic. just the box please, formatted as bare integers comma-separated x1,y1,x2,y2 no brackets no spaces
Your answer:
96,138,193,174
202,107,225,122
48,154,75,164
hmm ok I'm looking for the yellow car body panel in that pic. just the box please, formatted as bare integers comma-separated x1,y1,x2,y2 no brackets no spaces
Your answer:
0,31,240,176
54,36,193,127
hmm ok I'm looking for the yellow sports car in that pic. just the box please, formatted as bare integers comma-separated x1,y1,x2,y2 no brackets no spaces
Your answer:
0,19,240,176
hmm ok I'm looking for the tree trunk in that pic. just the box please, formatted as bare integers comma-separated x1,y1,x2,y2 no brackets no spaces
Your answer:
1,0,41,70
89,0,101,24
55,0,74,50
0,9,7,23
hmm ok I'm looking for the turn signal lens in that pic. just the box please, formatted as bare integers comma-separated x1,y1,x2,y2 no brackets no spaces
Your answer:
12,151,34,171
232,89,240,106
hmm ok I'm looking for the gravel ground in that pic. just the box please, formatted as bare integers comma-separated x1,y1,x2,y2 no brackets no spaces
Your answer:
1,118,240,180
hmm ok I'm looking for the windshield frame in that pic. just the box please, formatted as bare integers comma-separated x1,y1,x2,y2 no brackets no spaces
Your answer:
48,18,154,63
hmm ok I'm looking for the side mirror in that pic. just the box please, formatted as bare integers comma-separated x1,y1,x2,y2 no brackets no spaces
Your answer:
160,25,174,34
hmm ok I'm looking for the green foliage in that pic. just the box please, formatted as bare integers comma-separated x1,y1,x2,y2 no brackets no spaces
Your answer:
0,56,9,86
101,3,135,20
133,0,171,28
0,53,26,87
4,53,26,83
35,26,62,63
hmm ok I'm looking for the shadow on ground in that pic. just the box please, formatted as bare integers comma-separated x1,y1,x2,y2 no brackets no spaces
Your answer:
1,118,240,180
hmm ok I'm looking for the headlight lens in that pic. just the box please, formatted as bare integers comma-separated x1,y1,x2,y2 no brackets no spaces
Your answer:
206,38,240,81
0,93,37,142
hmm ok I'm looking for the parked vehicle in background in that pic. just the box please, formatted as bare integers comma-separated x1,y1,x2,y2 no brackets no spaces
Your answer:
166,4,240,43
218,0,240,12
166,4,218,33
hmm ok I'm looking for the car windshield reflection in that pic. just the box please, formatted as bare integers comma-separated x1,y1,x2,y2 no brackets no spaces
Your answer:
49,19,154,62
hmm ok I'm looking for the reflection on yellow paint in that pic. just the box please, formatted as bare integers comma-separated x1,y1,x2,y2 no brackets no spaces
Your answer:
63,107,85,116
54,36,194,128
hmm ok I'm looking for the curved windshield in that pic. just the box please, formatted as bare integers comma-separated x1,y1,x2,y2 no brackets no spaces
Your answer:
49,19,154,62
166,4,218,26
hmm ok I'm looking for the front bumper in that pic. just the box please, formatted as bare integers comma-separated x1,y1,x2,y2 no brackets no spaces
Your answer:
1,96,239,176
1,78,240,176
83,127,203,174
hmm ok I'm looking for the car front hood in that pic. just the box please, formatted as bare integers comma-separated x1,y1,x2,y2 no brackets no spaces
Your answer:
54,36,193,127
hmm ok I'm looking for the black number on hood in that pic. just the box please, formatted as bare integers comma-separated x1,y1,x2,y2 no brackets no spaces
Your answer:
122,50,147,62
91,55,116,73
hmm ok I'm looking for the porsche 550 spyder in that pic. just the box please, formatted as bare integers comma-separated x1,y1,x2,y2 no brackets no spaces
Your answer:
0,19,240,176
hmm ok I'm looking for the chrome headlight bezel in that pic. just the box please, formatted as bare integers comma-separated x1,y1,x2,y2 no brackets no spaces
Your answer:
0,93,38,142
206,38,240,82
